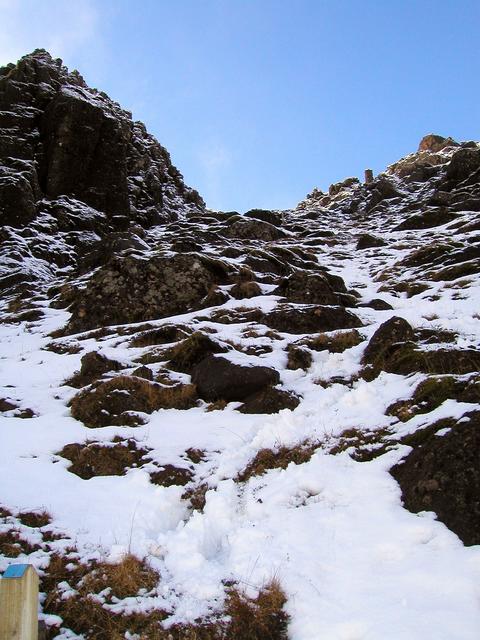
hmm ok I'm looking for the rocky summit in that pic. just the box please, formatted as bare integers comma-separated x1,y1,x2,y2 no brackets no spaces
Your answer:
1,51,480,640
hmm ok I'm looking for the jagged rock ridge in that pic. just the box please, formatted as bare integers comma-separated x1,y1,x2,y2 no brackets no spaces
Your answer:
0,49,204,293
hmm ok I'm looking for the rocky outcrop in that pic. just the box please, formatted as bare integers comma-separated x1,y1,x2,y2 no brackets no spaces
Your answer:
0,50,205,295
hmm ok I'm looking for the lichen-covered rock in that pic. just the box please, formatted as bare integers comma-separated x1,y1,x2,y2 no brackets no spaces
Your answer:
391,411,480,546
223,218,286,241
191,356,280,402
64,253,232,334
273,270,355,306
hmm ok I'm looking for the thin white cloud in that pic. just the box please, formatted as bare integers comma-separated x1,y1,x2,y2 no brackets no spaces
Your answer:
0,0,100,67
197,142,232,210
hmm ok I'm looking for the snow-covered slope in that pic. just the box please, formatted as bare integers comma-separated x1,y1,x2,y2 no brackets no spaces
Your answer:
1,54,480,640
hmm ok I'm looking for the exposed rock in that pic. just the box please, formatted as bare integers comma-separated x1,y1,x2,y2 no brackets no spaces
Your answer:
273,270,355,306
243,208,282,225
391,411,480,546
264,304,362,334
0,49,206,296
418,134,458,153
64,253,232,334
237,387,300,414
362,317,415,369
356,234,386,250
223,217,286,241
446,147,480,184
66,351,123,388
358,299,394,311
329,177,359,196
230,281,262,299
166,332,229,373
191,356,280,402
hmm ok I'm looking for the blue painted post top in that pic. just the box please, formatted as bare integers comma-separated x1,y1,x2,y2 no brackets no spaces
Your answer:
2,564,32,578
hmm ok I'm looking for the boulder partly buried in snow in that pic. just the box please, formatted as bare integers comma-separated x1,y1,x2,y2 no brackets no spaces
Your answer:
191,356,280,402
391,411,480,546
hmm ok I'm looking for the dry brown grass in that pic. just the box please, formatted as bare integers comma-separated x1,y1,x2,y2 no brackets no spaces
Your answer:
302,328,363,353
150,465,193,487
18,509,51,528
328,427,394,462
206,399,228,412
70,376,198,427
43,553,166,640
222,578,289,639
130,325,190,348
59,438,151,479
0,529,39,557
238,441,319,482
41,553,290,640
182,483,209,511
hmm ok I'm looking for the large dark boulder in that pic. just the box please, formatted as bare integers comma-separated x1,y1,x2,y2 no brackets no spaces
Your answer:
362,317,415,367
64,253,232,334
356,234,386,250
191,356,280,402
391,412,480,546
273,270,355,306
264,304,362,334
223,218,286,241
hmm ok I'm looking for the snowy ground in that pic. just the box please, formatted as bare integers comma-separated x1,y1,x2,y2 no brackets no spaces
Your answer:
1,205,480,639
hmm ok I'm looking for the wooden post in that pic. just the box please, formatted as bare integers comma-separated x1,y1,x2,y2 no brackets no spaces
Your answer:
0,564,38,640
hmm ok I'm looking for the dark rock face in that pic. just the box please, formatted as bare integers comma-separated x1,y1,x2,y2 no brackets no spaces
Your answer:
0,50,204,226
191,356,280,402
391,412,480,546
41,88,130,215
0,49,205,294
224,218,286,241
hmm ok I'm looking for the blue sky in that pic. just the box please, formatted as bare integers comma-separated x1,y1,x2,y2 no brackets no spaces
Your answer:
1,0,479,211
